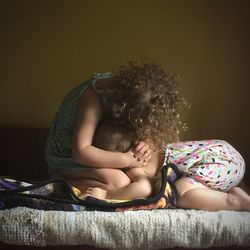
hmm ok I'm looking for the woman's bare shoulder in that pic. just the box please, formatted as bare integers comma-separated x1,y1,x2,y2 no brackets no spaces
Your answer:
76,86,102,113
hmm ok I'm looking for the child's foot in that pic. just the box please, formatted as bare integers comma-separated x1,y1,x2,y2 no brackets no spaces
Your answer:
85,187,107,200
229,187,250,211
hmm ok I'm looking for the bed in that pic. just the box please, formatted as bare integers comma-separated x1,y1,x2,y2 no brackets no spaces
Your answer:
0,127,249,250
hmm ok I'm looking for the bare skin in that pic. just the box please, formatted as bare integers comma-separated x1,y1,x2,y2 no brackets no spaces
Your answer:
66,150,164,200
68,148,250,211
66,78,250,211
66,79,152,197
175,177,250,211
72,79,151,169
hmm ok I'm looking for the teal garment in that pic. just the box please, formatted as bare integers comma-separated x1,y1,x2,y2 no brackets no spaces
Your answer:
45,72,113,176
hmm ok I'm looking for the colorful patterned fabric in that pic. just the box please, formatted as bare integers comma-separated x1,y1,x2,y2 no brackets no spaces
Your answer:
0,164,179,211
165,139,245,192
0,178,86,211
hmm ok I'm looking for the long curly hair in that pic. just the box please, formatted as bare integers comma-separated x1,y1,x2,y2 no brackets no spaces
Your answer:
104,60,188,151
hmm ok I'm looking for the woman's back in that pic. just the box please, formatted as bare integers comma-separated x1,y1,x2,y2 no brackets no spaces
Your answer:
45,72,113,175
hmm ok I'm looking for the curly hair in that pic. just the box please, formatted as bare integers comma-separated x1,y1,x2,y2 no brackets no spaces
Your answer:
104,60,188,151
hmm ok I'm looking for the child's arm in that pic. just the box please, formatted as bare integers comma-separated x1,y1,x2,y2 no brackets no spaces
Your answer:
72,87,150,169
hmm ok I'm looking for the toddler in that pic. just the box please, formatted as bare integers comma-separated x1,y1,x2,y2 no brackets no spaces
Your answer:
78,118,250,211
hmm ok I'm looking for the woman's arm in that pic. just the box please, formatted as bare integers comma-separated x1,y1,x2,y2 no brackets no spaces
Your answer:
72,87,140,169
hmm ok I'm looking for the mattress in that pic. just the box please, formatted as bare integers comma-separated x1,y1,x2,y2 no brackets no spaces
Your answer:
0,207,250,249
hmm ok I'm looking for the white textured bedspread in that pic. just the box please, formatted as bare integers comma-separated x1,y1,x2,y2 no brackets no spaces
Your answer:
0,207,250,249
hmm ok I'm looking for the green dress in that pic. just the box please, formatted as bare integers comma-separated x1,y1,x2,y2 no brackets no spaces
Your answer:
45,72,113,176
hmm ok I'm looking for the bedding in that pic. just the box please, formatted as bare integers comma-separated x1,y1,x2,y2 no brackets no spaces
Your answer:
0,127,250,249
0,207,250,249
1,175,250,249
0,163,178,212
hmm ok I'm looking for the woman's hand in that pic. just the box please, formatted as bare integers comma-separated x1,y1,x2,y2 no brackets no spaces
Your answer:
132,141,152,163
125,141,152,168
125,149,146,168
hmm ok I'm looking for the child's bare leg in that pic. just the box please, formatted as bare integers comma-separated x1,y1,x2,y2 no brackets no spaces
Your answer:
175,177,250,211
67,178,107,196
65,168,131,197
82,168,153,200
228,187,250,210
104,168,153,200
69,177,151,200
106,177,152,200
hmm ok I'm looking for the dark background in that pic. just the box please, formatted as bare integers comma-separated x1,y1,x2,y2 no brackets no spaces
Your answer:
0,0,249,182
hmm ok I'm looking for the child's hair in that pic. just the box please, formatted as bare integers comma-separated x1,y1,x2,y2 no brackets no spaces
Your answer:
104,59,188,151
92,118,135,153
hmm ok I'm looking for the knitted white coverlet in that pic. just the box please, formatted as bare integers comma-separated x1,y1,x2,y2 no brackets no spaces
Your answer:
0,207,250,249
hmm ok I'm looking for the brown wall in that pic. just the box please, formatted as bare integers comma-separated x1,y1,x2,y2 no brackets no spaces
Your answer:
0,0,249,179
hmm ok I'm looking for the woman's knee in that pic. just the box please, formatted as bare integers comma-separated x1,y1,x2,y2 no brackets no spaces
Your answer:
64,168,131,190
89,168,131,190
103,169,131,190
140,178,153,197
